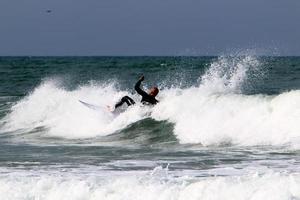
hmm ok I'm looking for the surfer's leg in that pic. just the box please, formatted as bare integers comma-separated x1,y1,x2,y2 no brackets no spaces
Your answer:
115,96,135,109
127,96,135,105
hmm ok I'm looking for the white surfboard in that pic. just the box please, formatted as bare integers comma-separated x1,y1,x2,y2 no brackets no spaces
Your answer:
78,100,106,111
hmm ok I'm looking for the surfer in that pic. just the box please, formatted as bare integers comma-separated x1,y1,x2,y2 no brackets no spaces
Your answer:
112,75,159,110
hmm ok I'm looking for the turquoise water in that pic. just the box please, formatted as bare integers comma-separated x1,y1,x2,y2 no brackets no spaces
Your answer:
1,56,300,199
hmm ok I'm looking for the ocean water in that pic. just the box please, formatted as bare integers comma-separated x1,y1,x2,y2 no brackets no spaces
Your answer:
1,55,300,199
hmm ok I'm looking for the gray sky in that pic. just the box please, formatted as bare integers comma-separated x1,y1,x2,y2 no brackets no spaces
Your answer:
0,0,299,56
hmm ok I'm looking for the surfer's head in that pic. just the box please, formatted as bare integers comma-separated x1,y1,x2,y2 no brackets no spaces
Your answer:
149,87,159,97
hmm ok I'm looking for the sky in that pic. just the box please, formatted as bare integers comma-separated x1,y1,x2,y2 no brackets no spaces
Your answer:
0,0,299,56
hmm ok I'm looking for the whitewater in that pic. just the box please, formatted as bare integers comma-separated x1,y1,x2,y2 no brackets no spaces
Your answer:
0,55,300,199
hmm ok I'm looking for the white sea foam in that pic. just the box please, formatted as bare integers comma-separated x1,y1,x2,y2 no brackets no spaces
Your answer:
1,80,150,138
0,168,299,200
2,55,300,147
152,89,300,146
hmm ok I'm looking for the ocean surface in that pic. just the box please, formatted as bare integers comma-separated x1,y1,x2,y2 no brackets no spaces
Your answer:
1,55,300,199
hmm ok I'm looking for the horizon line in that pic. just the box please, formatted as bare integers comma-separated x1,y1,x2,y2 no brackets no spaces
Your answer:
1,55,300,57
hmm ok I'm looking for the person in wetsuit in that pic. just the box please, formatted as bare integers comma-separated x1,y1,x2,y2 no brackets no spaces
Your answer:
113,75,159,110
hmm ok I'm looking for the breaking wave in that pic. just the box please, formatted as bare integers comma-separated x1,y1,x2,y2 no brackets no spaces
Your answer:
2,55,300,147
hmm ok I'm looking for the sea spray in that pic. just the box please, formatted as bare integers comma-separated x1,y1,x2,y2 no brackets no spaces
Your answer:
200,55,262,93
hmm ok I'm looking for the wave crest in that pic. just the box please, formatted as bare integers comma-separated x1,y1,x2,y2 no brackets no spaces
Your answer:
2,55,300,148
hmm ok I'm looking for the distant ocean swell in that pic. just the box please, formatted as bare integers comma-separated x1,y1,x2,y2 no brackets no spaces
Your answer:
2,55,300,147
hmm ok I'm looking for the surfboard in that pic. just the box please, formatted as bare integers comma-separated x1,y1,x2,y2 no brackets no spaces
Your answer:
78,100,105,111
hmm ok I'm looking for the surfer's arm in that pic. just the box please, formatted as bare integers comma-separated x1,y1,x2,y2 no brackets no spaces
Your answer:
135,76,148,97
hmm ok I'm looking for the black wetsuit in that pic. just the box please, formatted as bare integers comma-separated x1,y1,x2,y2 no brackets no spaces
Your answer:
134,79,158,105
114,79,158,109
114,96,135,108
